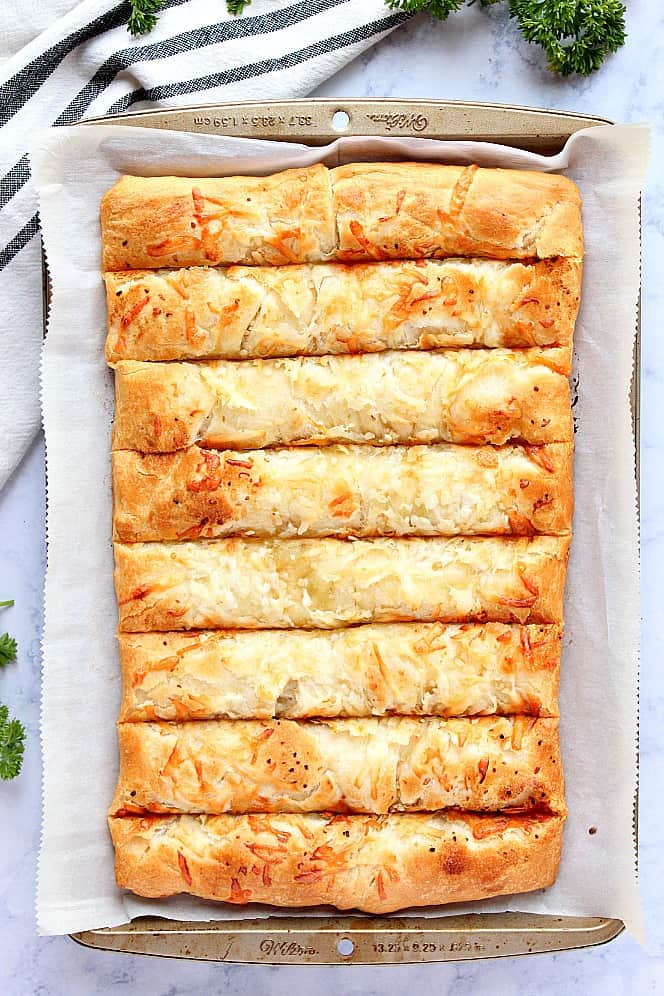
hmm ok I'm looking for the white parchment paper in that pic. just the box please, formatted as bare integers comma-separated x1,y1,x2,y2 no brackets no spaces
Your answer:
32,122,647,938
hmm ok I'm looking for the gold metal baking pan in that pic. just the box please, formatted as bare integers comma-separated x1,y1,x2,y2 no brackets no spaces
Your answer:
85,97,606,152
65,98,634,964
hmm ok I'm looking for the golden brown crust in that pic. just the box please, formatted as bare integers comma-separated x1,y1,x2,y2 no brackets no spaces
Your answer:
103,258,581,367
100,167,336,271
111,349,573,453
110,716,564,817
109,810,564,912
114,535,570,632
332,164,582,262
100,164,582,272
112,443,573,543
118,622,562,722
104,161,576,911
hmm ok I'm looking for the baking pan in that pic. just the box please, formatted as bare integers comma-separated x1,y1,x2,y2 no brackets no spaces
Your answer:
65,98,634,963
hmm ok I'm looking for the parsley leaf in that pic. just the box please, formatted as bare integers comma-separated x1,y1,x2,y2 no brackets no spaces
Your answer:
0,634,17,669
127,0,252,35
0,704,25,781
0,600,14,608
384,0,464,15
509,0,626,77
127,0,166,37
227,0,253,14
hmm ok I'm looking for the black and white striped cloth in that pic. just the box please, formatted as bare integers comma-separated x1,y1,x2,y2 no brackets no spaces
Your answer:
0,0,409,489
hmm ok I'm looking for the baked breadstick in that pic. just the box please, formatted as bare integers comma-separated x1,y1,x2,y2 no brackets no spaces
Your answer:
101,166,336,271
111,716,564,816
332,162,582,262
114,535,570,632
101,164,582,271
104,258,581,367
109,810,565,912
112,349,572,453
112,443,573,543
118,622,562,723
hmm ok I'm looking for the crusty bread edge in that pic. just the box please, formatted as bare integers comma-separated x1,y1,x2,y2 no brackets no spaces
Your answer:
109,811,564,914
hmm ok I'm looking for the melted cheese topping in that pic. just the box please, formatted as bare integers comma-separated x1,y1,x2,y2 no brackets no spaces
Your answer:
114,535,570,632
118,622,561,722
104,258,579,365
112,715,564,816
112,348,572,453
110,810,564,911
112,442,572,543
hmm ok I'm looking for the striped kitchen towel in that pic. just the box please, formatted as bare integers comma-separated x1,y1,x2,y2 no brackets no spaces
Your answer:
0,0,409,490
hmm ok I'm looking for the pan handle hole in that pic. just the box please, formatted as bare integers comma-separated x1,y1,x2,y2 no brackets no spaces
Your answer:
332,110,350,133
337,937,354,957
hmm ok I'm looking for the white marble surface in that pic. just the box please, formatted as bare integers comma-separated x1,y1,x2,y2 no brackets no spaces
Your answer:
1,3,662,992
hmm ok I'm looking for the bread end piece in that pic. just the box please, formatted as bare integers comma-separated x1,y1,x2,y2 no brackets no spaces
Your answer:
331,163,583,263
110,810,564,913
101,167,336,271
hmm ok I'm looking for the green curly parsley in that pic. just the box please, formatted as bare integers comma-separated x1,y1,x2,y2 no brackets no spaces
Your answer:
509,0,626,76
127,0,252,36
226,0,253,14
0,704,25,781
127,0,166,38
385,0,626,76
384,0,467,15
0,634,17,669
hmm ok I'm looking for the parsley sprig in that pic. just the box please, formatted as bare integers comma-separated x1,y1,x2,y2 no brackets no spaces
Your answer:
0,634,17,669
0,600,25,780
0,704,25,781
509,0,626,76
127,0,167,37
127,0,251,37
226,0,252,13
385,0,467,15
385,0,626,76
